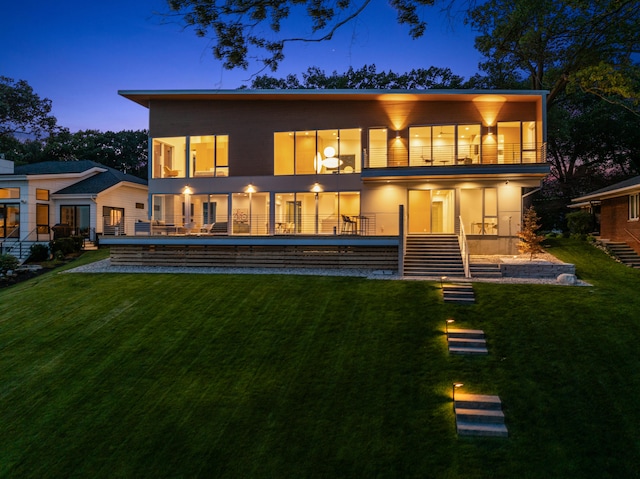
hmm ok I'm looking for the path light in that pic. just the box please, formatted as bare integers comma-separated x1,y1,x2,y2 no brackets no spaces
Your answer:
452,383,464,409
445,318,455,335
441,276,447,288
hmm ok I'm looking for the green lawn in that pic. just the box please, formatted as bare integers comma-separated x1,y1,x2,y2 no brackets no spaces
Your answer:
1,239,639,478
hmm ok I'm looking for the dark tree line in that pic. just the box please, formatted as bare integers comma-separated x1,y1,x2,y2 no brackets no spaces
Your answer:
0,76,148,179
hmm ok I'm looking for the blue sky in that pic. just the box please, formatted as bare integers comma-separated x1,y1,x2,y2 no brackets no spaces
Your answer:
1,1,482,133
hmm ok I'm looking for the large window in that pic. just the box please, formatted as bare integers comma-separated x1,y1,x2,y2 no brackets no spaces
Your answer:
460,188,498,235
497,121,537,164
630,194,639,220
153,136,229,179
275,191,360,234
0,204,19,238
190,135,229,177
152,137,186,178
274,129,361,175
368,128,388,168
409,125,481,166
60,205,90,237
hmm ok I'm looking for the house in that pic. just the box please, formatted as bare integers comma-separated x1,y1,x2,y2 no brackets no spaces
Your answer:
106,89,549,275
571,176,640,254
0,158,148,260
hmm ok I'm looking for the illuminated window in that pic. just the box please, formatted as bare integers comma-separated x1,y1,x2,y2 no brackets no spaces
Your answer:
0,188,19,199
368,128,388,168
409,125,480,166
36,204,49,234
190,135,229,177
274,129,361,175
630,194,639,220
36,189,49,201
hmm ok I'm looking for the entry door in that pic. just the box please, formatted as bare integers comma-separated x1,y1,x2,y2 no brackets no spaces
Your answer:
408,189,455,234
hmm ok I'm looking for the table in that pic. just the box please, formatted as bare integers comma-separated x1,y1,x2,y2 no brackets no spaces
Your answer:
354,216,370,235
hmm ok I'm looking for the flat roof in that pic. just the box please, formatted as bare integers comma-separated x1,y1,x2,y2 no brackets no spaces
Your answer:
119,89,549,108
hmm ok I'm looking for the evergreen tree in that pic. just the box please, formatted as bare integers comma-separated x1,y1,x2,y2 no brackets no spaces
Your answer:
518,207,545,260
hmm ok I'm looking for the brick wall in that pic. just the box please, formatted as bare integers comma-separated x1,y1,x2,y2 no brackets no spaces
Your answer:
601,196,640,254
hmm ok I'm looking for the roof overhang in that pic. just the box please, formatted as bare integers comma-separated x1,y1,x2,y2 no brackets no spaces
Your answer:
361,164,550,182
119,89,549,109
572,184,640,204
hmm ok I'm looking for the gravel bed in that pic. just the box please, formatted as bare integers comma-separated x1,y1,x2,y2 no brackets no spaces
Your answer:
64,259,590,285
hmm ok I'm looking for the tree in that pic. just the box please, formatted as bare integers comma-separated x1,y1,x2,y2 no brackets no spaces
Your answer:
0,76,58,142
248,64,466,89
468,0,640,111
164,0,437,71
517,207,545,260
43,129,149,178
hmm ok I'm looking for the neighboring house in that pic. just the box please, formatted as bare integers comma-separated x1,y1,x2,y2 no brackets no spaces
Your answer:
105,89,549,274
0,159,148,258
571,176,640,254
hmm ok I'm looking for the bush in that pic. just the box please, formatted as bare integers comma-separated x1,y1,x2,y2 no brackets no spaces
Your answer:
50,236,84,256
0,254,19,275
566,211,594,239
27,243,50,262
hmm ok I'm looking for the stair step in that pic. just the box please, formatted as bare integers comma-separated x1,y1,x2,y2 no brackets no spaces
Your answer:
449,346,489,355
454,393,503,410
455,408,505,424
456,421,509,438
448,337,487,348
447,328,485,339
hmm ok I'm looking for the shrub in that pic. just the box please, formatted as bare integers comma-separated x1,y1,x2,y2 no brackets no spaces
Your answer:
27,243,50,262
566,211,594,239
0,254,19,275
50,236,83,256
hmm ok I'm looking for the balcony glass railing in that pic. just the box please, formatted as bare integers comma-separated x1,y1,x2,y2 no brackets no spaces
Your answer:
365,143,546,168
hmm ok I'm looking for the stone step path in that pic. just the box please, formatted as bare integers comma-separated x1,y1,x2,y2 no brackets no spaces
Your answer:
447,328,488,355
442,283,475,304
455,393,508,437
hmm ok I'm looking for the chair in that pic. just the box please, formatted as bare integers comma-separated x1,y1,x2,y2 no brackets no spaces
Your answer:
341,215,356,234
163,165,179,177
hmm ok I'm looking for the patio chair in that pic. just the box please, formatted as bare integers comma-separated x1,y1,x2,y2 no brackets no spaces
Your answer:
341,215,356,234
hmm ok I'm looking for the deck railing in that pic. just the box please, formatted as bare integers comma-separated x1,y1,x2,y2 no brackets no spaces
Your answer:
365,143,546,168
458,216,470,278
105,213,384,237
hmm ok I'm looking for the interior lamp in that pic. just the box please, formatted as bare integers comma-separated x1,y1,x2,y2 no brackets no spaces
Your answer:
322,146,343,169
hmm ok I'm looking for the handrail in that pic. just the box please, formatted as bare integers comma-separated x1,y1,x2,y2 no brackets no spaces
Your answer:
458,216,470,278
624,228,640,245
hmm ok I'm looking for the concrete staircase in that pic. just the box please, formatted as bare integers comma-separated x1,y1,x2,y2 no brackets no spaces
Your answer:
0,240,42,264
603,241,640,268
469,262,502,278
455,393,509,438
442,283,475,304
404,235,465,277
447,328,488,355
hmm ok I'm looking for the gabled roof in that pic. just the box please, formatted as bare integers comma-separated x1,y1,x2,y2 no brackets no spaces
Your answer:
14,160,105,175
572,176,640,203
54,168,147,195
11,160,147,195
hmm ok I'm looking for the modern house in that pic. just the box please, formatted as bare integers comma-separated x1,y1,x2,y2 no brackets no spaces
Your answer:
106,89,549,276
571,176,640,256
0,159,148,261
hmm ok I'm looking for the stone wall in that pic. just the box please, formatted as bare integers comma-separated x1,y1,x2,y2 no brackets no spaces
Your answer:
500,262,576,279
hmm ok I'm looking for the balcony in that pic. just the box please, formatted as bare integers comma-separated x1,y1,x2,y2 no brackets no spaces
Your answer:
365,143,547,169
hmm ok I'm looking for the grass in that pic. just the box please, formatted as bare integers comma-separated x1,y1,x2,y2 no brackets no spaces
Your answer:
1,239,640,478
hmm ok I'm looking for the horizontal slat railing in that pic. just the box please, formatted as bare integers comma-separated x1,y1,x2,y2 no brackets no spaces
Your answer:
110,244,399,270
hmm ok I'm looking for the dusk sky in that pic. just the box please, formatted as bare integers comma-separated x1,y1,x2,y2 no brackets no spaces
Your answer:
2,1,482,133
